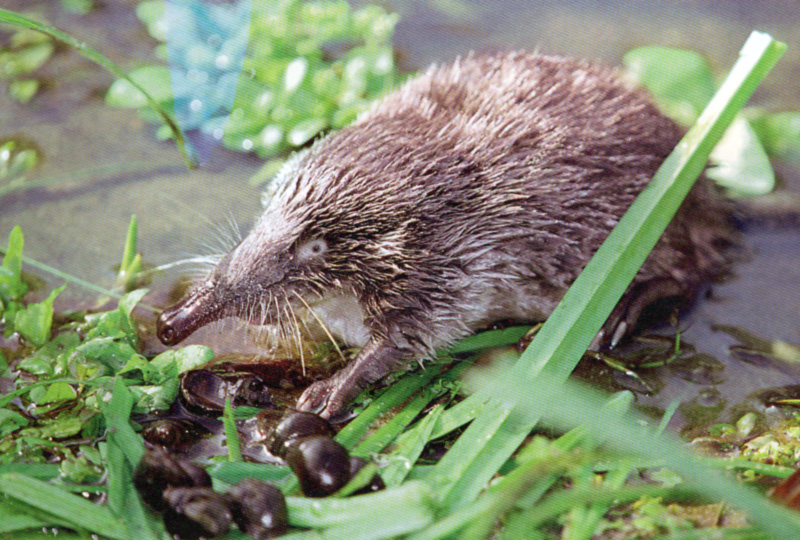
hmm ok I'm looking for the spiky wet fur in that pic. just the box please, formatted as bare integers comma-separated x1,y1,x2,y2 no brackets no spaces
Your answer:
161,51,737,411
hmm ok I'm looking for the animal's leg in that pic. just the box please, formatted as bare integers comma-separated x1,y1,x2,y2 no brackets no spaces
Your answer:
296,339,407,420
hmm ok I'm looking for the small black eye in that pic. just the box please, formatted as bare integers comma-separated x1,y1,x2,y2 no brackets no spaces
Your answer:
297,238,328,261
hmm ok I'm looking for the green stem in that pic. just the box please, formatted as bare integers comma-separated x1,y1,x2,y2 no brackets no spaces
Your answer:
0,8,195,167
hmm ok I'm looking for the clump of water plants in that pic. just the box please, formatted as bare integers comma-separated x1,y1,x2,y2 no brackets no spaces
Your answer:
0,226,212,472
106,0,402,181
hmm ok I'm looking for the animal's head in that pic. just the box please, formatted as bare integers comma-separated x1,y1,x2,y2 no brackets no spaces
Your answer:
157,145,409,347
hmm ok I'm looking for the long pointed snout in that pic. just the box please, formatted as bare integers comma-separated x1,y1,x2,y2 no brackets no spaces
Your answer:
157,286,224,346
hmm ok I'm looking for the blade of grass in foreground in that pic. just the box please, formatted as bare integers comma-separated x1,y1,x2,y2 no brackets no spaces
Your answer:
0,473,128,540
102,378,158,540
487,375,800,538
428,31,786,510
0,8,194,167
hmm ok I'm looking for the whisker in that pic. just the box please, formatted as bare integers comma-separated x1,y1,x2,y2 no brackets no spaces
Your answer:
284,297,306,377
292,290,346,363
224,211,244,245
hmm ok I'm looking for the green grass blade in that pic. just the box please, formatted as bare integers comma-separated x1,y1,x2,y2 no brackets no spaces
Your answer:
287,480,435,532
223,397,243,462
101,378,144,467
0,473,128,540
100,379,159,539
352,360,468,457
448,326,530,354
380,405,444,487
0,500,51,533
0,463,61,480
506,377,800,539
428,31,786,510
105,433,161,540
0,8,195,167
119,215,138,274
207,462,292,487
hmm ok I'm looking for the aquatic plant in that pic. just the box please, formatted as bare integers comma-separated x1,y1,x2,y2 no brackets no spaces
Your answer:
106,0,401,180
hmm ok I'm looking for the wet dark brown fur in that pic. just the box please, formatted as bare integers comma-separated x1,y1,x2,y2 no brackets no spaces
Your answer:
158,51,737,419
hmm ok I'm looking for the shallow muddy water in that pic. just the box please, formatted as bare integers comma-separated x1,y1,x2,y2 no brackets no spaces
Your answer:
1,0,799,432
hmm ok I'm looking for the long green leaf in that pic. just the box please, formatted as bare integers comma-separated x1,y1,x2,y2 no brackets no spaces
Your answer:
287,480,436,532
0,473,128,540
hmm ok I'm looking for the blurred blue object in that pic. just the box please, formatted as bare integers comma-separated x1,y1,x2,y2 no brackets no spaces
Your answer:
164,0,251,163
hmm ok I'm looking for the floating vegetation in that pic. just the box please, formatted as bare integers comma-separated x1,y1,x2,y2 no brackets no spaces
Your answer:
106,0,402,182
0,227,213,468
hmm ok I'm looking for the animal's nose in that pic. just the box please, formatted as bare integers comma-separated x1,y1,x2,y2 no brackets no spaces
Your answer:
156,287,222,346
156,312,180,345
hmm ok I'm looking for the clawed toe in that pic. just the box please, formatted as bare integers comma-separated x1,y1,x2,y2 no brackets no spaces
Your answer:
595,277,692,350
297,378,356,422
297,380,333,416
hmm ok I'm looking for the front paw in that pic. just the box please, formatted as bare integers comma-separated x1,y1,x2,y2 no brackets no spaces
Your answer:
296,377,358,422
296,378,335,416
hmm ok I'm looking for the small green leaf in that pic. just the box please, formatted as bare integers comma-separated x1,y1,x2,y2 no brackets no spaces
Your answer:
0,409,28,436
5,147,39,179
38,382,78,404
136,1,167,41
1,225,26,300
119,215,138,275
8,78,39,103
284,57,309,93
287,117,327,146
61,0,95,15
131,378,180,411
22,417,82,439
118,288,148,318
15,356,55,379
623,46,716,126
14,284,65,346
74,337,138,372
150,345,214,374
0,42,54,78
749,110,800,161
708,116,775,195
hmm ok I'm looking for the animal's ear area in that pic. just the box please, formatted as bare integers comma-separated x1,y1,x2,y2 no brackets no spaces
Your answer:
296,237,329,262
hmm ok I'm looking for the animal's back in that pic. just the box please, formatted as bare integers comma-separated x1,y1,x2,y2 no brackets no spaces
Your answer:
297,51,734,346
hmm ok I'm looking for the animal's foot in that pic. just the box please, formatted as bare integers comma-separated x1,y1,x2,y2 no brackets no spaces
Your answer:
296,340,407,421
296,374,359,422
592,277,693,350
